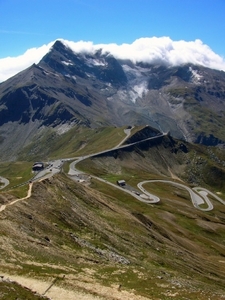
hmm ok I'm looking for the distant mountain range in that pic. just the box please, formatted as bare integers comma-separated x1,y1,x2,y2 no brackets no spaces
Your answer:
0,40,225,160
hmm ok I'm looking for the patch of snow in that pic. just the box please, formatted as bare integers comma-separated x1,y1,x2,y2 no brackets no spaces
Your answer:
133,82,148,99
62,60,73,66
121,64,149,103
128,90,137,103
189,67,203,84
107,82,148,104
64,74,76,80
85,57,107,67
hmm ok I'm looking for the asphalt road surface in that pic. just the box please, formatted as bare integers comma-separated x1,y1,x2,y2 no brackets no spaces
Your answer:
1,129,224,213
138,180,224,211
67,133,224,212
0,176,9,189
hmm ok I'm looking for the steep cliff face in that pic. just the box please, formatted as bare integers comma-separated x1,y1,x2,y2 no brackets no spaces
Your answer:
0,40,225,160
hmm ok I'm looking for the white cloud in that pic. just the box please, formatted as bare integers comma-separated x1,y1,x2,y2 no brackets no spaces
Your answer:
0,37,225,82
0,41,54,82
62,37,225,71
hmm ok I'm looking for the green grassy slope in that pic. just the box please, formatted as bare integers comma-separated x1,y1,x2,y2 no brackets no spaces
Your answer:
1,128,225,299
18,125,130,162
0,173,225,299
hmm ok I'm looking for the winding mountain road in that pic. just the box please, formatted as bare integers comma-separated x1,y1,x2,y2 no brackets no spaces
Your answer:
1,128,224,213
0,176,9,189
137,180,222,211
68,132,166,175
67,131,224,211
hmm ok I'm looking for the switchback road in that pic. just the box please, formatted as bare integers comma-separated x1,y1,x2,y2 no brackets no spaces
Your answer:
138,180,224,211
68,132,225,212
1,129,224,213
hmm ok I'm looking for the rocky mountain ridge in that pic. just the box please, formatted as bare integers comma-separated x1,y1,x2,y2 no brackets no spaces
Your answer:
0,40,225,160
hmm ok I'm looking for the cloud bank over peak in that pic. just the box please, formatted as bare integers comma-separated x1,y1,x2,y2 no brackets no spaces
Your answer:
62,37,225,70
0,37,225,82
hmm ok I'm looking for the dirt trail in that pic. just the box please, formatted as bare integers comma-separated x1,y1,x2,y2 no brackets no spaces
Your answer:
1,273,150,300
1,273,102,300
0,182,33,213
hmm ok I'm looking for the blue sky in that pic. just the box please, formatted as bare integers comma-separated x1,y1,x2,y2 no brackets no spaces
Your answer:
1,0,225,82
1,0,225,58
